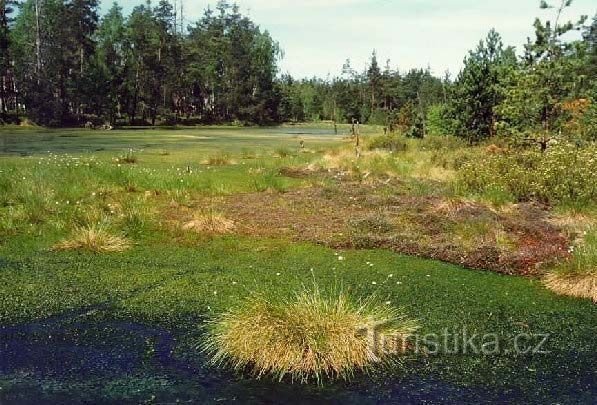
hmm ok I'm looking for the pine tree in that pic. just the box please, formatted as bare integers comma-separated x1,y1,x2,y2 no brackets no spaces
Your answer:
449,29,515,143
65,0,99,120
367,50,381,111
0,0,18,118
497,1,589,143
93,1,126,123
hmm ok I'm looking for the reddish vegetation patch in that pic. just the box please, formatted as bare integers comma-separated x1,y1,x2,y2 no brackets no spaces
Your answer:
181,179,569,276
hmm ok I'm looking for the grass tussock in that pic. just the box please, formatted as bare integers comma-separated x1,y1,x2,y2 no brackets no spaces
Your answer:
115,149,138,164
548,211,597,238
349,213,395,235
317,140,456,183
52,225,131,253
543,227,597,302
182,212,235,234
543,272,597,302
205,153,233,166
202,288,419,384
274,147,292,158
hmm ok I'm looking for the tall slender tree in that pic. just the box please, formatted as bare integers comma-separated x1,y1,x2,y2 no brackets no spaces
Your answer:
0,0,18,118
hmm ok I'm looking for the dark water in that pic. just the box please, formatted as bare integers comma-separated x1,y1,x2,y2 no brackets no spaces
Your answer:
0,126,340,156
2,310,592,405
279,128,337,136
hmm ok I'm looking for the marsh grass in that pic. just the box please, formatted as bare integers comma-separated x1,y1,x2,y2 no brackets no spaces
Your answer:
316,139,458,185
202,287,419,384
118,197,155,236
115,149,138,164
252,170,289,193
544,228,597,302
450,219,495,251
205,153,232,166
274,147,292,158
240,148,257,159
52,224,131,253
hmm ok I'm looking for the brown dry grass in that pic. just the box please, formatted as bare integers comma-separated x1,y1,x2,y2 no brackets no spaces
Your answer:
431,198,478,219
198,182,568,275
182,212,235,234
543,271,597,302
52,225,131,253
543,226,597,302
204,154,234,166
548,212,597,239
202,288,419,384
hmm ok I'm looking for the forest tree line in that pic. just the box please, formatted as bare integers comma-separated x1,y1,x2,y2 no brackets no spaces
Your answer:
0,0,281,126
0,0,596,143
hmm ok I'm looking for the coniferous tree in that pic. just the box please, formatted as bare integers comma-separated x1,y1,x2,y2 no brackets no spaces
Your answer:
367,50,381,111
93,1,126,123
497,0,589,144
448,29,516,143
0,0,18,119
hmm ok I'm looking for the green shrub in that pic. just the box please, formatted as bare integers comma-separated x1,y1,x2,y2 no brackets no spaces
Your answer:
580,102,597,142
368,135,408,152
419,135,468,151
368,108,388,126
426,104,454,136
457,143,597,204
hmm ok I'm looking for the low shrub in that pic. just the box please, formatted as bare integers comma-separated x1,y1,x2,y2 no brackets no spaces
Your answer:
430,148,475,170
457,143,597,204
368,135,408,152
419,135,467,151
349,213,394,235
201,287,419,384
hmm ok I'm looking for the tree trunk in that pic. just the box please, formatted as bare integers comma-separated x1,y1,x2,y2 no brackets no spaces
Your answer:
34,0,42,83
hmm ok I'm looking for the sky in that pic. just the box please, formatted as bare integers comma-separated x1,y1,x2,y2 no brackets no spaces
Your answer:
101,0,596,79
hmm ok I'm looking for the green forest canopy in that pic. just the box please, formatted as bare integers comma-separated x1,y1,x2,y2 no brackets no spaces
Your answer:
0,0,595,142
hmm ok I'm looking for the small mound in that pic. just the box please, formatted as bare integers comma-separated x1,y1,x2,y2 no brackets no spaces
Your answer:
204,154,233,166
544,272,597,302
183,213,235,234
52,226,131,253
202,289,419,383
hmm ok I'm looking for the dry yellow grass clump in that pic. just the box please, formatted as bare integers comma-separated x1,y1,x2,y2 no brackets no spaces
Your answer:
543,271,597,302
543,227,597,302
183,212,235,234
202,288,419,384
52,225,131,253
204,153,234,166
